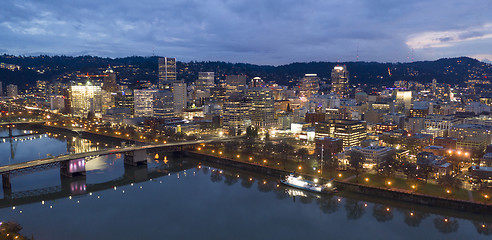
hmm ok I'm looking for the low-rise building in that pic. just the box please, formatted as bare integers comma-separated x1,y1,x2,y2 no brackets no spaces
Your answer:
352,145,393,169
315,137,343,156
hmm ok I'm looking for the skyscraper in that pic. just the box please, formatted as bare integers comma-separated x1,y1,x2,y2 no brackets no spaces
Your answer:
299,74,320,98
158,57,176,90
196,72,215,90
173,80,187,114
134,89,158,117
102,66,118,93
331,66,349,98
247,87,275,128
225,75,247,96
6,84,18,98
153,90,174,119
70,84,103,118
223,93,251,136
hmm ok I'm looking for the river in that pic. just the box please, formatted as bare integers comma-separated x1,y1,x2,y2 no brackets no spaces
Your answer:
0,127,490,239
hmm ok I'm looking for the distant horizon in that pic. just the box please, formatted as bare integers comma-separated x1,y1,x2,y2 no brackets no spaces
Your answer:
1,53,490,66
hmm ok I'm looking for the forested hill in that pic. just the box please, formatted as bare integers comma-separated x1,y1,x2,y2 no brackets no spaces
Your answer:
0,54,490,89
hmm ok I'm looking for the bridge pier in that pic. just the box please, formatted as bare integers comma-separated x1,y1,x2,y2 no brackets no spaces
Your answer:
124,164,148,182
124,149,148,166
2,174,12,199
60,159,86,178
61,175,87,196
2,173,11,189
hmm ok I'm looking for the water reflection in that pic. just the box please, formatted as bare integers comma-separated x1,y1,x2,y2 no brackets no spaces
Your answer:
399,209,429,227
344,199,366,220
434,217,459,233
373,204,394,222
0,128,117,166
1,153,492,237
199,163,492,237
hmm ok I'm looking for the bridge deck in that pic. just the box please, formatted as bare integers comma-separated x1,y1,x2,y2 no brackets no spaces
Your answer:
0,139,211,175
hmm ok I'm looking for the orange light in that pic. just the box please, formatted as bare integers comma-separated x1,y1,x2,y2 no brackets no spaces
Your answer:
298,166,302,170
365,178,369,182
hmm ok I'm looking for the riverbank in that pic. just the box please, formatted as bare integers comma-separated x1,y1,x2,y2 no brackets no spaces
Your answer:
186,150,492,214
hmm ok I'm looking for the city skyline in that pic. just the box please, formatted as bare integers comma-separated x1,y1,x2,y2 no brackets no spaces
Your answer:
1,0,491,65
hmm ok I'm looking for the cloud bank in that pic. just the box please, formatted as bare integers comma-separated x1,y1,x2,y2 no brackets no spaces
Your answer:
0,0,491,65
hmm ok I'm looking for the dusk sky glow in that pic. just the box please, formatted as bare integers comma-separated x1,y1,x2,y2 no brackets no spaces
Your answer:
1,0,492,65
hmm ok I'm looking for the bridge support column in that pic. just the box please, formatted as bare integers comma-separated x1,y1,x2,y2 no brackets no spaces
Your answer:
124,149,148,166
2,174,12,199
60,159,86,178
124,164,148,182
2,173,11,189
61,175,87,196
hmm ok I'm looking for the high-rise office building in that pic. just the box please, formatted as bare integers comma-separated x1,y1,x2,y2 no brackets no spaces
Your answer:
102,66,118,93
134,89,158,117
197,72,215,90
223,93,251,135
395,90,412,111
331,66,349,98
247,87,275,128
6,84,18,98
299,74,320,98
158,57,176,90
173,80,187,114
70,84,103,118
153,90,174,119
225,75,247,96
193,72,214,106
315,119,367,147
115,89,134,115
0,81,2,96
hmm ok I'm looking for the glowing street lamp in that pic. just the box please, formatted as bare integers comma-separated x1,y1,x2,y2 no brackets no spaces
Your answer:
365,178,369,182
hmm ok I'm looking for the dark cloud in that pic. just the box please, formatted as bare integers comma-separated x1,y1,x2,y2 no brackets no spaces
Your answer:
0,0,491,64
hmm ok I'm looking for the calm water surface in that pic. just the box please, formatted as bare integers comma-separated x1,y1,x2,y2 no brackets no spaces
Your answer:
0,129,491,239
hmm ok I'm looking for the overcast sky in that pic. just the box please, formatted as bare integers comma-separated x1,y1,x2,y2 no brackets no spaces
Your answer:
1,0,491,65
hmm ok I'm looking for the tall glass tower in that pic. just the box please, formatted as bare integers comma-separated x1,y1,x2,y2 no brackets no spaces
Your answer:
158,57,176,90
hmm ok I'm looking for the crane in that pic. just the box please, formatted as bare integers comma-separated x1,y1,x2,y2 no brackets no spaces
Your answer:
76,73,109,78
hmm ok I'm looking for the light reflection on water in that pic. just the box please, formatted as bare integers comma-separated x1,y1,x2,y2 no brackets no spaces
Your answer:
0,130,490,239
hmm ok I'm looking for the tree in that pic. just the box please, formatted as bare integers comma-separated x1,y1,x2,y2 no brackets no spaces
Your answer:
378,151,397,178
297,148,309,161
245,125,258,139
437,174,463,191
224,140,240,153
265,132,270,141
349,150,365,180
86,111,94,120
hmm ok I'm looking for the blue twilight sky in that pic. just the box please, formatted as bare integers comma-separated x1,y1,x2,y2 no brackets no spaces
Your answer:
1,0,491,65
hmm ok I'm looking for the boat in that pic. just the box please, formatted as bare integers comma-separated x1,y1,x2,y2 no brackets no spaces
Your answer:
280,174,337,193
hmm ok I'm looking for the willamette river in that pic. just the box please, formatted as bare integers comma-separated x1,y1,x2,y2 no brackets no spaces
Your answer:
0,128,491,239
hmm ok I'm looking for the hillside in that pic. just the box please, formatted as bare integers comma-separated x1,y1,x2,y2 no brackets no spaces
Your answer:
0,55,490,90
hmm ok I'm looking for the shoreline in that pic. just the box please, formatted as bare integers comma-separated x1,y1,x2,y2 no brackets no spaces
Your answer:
185,150,492,214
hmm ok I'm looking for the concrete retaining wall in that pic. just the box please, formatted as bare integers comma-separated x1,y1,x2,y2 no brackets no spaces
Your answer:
185,150,492,214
